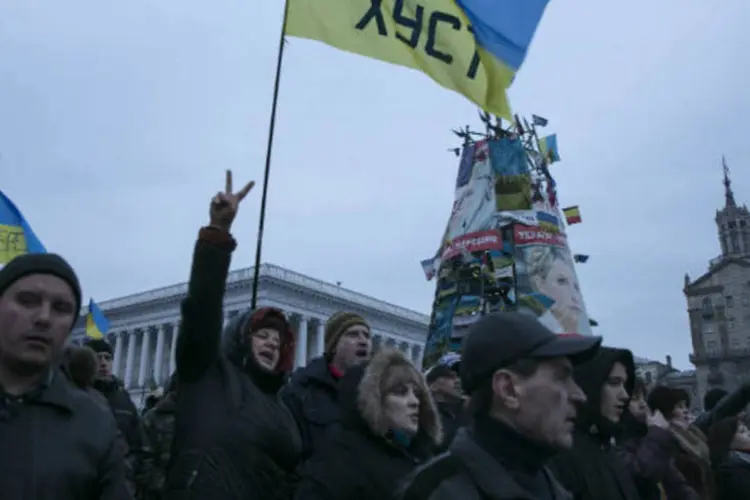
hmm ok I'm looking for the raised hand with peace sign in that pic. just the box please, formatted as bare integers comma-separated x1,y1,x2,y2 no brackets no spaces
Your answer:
209,169,255,233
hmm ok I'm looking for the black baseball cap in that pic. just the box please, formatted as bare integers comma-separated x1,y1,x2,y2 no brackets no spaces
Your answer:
460,312,602,393
425,364,458,385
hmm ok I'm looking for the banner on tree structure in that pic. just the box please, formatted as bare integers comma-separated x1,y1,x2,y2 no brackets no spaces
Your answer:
421,133,590,368
513,224,593,336
441,137,533,247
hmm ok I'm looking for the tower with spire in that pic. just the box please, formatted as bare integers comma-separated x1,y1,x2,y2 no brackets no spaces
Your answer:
684,156,750,404
715,156,750,260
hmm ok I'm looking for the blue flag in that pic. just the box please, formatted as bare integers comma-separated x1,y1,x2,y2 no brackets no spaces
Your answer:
0,190,46,264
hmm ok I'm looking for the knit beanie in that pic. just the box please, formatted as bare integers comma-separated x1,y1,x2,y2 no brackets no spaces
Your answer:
0,253,82,323
84,338,114,356
324,311,369,356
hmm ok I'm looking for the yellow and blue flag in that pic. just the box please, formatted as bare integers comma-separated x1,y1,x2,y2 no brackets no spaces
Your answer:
285,0,551,120
539,134,560,163
0,190,46,265
85,299,110,339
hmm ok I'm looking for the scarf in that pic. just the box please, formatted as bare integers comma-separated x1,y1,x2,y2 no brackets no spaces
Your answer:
670,423,714,500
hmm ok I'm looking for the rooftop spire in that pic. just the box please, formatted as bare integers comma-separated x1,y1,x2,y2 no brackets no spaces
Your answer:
723,155,736,207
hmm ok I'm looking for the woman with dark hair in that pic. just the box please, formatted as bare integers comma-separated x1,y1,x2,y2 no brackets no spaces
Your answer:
551,346,641,500
616,378,698,500
648,386,714,499
707,417,750,500
163,172,301,500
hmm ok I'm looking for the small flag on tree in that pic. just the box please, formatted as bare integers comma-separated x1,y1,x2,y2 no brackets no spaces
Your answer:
563,206,582,225
532,114,548,127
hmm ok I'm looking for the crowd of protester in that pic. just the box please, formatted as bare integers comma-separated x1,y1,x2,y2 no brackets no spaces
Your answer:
2,171,750,499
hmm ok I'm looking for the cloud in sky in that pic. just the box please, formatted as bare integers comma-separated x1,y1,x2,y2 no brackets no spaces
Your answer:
2,0,749,369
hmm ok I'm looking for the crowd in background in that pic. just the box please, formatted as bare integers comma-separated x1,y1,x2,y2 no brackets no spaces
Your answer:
2,173,750,499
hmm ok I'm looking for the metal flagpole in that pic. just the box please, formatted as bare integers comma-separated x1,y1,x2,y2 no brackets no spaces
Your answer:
251,0,291,310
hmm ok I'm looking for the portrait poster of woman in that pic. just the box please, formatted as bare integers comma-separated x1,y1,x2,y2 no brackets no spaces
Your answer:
513,224,593,336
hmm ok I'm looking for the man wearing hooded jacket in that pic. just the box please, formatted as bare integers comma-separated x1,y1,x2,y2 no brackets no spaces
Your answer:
0,253,131,499
163,171,302,500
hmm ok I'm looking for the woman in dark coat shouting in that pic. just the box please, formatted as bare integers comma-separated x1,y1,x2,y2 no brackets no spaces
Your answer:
295,347,442,500
164,171,302,500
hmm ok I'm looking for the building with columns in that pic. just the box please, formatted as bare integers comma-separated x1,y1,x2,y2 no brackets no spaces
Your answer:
70,263,430,406
685,157,750,403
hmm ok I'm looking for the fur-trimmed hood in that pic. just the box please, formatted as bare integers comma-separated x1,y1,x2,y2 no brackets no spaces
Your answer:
339,348,442,449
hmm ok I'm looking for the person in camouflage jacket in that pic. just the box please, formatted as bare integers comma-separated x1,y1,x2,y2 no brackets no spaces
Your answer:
140,374,177,500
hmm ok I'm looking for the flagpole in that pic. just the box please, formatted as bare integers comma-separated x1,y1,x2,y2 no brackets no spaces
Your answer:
251,0,290,310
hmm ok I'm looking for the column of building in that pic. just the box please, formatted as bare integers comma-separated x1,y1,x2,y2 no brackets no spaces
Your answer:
292,315,329,368
109,320,181,390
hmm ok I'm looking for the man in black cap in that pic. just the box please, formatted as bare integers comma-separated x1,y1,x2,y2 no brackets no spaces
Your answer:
0,253,130,499
397,311,602,500
85,336,151,495
425,362,467,452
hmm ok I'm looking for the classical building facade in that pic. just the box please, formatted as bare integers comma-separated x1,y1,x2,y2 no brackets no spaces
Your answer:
70,263,430,406
685,158,750,402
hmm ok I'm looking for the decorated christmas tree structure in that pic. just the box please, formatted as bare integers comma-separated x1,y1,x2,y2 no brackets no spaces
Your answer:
420,113,594,369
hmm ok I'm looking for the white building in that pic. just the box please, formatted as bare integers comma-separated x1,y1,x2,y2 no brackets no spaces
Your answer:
70,263,430,406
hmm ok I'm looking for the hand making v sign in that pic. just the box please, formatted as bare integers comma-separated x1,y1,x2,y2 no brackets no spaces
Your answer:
209,169,255,233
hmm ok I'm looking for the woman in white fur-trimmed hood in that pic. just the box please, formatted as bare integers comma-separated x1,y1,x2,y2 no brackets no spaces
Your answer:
295,347,442,500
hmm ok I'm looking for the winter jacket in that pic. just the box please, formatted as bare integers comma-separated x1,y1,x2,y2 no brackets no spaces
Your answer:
551,347,641,500
715,450,750,500
671,424,714,500
93,377,144,453
281,355,342,462
397,422,572,500
93,376,153,491
296,348,442,500
164,227,302,500
0,369,131,500
434,397,468,453
615,413,699,500
140,391,177,500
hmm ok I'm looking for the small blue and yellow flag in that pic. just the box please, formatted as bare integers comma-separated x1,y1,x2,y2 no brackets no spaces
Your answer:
539,134,560,163
0,190,46,265
85,299,110,339
286,0,551,120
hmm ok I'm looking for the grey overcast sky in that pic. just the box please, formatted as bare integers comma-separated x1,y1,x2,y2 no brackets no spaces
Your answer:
2,0,749,369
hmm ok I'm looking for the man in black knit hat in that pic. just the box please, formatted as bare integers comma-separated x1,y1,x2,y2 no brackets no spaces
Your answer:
85,335,151,495
281,310,372,462
0,253,130,499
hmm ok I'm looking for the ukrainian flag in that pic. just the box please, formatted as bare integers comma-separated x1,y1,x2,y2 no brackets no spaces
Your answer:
0,190,46,265
85,299,110,339
286,0,551,120
539,134,560,163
